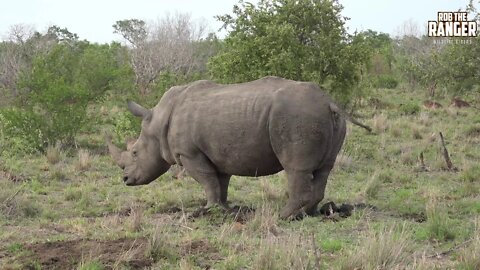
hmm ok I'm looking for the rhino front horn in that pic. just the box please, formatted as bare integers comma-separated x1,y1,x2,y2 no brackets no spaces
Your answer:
105,134,123,167
127,101,152,120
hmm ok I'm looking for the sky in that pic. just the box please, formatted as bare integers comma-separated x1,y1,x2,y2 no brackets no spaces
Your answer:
0,0,476,43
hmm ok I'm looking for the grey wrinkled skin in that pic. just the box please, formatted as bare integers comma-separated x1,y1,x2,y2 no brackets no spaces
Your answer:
107,76,346,219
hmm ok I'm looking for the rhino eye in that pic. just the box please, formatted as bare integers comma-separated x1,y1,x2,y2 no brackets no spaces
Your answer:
132,150,138,157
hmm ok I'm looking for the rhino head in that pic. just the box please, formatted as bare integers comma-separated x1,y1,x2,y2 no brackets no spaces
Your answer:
106,101,170,186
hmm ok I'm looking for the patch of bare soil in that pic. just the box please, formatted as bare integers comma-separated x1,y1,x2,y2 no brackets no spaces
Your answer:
180,239,223,269
8,238,152,269
399,212,426,223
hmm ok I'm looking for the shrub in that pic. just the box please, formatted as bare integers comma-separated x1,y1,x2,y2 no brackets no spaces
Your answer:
374,74,398,89
17,44,91,145
400,102,420,115
9,42,135,150
0,108,46,155
113,111,141,145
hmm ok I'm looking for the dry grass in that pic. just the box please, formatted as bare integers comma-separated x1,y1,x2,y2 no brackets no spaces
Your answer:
178,258,196,270
390,126,402,138
246,201,280,236
457,219,480,270
128,205,144,233
146,223,178,262
252,235,312,270
46,143,62,164
418,112,431,126
425,192,455,241
400,146,415,166
411,125,423,140
340,225,411,270
75,149,92,171
373,114,388,133
260,178,282,201
0,188,41,219
364,172,381,200
334,153,354,171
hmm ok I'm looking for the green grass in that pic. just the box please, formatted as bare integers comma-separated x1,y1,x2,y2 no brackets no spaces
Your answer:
0,87,479,268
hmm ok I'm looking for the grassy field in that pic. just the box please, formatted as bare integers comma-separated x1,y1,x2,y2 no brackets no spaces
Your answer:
0,86,479,269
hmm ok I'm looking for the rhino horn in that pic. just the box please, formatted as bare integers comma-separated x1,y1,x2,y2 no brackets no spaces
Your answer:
105,133,123,167
127,101,152,120
125,137,137,151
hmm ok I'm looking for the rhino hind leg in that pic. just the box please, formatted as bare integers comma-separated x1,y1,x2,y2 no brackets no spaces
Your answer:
279,170,314,219
180,154,225,208
303,166,333,215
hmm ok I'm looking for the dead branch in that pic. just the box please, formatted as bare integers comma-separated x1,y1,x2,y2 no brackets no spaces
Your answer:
2,182,26,206
418,151,428,172
439,132,457,171
426,238,473,258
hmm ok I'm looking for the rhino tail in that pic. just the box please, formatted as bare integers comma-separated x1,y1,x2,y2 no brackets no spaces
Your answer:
329,103,372,133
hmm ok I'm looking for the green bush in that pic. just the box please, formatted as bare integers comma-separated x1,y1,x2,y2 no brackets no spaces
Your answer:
399,102,420,115
113,111,141,144
0,108,46,155
208,0,372,106
11,42,135,150
374,75,398,89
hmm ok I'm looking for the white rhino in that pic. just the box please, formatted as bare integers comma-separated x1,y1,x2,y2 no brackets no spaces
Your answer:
107,76,364,219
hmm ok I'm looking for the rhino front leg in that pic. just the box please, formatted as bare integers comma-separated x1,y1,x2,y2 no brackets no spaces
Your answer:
280,170,313,219
218,173,231,205
180,154,222,208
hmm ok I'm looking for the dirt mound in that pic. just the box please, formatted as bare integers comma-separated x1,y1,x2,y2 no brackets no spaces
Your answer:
11,238,152,269
318,201,377,220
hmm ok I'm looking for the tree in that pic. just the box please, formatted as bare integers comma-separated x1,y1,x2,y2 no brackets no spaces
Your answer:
0,24,37,97
394,1,479,97
208,0,371,105
0,24,80,98
438,0,480,94
113,14,209,95
113,19,147,47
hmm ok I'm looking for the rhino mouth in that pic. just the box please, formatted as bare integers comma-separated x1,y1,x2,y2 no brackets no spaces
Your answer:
123,175,136,186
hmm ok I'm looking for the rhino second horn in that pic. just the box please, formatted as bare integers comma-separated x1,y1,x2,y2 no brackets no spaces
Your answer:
127,101,152,120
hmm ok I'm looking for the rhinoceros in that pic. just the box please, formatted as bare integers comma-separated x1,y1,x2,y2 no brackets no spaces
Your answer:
107,76,361,219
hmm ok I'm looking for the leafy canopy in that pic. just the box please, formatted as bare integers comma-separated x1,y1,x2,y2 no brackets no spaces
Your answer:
208,0,371,104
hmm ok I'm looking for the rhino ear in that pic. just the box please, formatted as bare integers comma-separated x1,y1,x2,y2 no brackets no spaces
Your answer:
127,101,152,120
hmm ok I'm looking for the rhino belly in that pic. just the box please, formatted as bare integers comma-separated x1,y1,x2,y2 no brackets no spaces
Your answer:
208,141,283,176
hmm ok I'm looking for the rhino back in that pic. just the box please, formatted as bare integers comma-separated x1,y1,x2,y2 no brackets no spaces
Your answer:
166,78,283,176
165,77,339,176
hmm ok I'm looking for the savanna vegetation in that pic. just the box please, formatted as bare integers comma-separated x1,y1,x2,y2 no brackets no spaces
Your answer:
0,0,479,269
